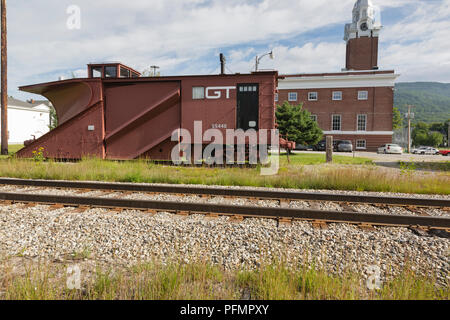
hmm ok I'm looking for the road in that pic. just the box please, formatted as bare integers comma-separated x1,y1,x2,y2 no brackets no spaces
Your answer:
292,151,448,163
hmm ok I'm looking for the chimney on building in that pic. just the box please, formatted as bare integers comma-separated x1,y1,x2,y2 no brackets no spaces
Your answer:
220,53,226,75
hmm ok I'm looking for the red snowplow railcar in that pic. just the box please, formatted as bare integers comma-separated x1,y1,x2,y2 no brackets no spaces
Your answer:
17,63,279,161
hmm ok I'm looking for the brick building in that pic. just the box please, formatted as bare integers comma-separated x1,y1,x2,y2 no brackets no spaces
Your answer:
277,0,399,151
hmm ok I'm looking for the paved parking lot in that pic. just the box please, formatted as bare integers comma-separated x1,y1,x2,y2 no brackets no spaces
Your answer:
293,151,448,163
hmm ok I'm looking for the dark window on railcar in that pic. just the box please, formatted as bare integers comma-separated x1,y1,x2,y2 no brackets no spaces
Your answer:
120,67,130,78
237,84,259,131
131,72,140,78
91,67,102,78
104,66,117,78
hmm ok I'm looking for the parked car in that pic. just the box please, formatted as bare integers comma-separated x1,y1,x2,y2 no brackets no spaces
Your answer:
337,140,353,152
294,144,313,151
313,140,326,151
332,140,342,152
377,144,403,154
439,150,450,156
412,146,440,155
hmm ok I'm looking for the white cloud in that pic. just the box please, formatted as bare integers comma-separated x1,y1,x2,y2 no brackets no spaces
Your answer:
5,0,450,100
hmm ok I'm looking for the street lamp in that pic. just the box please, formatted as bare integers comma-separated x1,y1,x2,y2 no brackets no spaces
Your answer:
255,50,274,72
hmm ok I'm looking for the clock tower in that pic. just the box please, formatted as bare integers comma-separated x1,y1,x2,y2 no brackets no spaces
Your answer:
344,0,382,70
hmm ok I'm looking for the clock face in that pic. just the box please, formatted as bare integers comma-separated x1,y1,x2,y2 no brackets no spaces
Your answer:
360,22,369,31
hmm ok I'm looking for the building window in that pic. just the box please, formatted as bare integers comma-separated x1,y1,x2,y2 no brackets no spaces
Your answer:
358,91,368,100
357,114,367,131
310,115,317,122
332,91,342,101
356,140,367,149
192,87,205,99
288,92,297,101
308,92,318,101
332,115,341,131
274,93,279,102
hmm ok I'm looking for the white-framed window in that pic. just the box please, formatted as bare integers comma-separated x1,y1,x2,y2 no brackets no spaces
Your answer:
357,114,367,131
358,90,368,100
288,92,297,101
332,91,342,101
274,93,279,102
310,115,317,122
356,140,367,149
308,92,318,101
193,87,205,99
332,115,341,131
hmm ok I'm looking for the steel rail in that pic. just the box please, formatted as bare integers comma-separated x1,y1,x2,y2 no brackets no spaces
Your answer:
0,192,449,230
0,178,448,208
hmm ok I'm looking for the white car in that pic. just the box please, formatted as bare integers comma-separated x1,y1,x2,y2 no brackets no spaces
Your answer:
412,146,440,155
377,144,403,154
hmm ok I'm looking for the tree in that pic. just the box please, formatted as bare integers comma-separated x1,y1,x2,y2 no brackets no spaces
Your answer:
49,106,58,130
427,132,444,147
275,101,323,146
412,121,445,147
392,107,403,130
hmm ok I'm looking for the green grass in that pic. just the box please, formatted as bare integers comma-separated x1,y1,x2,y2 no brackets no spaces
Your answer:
1,260,447,300
282,153,373,165
0,145,24,159
0,156,448,195
399,161,450,172
8,144,24,154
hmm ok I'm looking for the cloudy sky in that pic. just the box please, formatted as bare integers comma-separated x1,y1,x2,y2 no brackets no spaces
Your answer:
6,0,450,100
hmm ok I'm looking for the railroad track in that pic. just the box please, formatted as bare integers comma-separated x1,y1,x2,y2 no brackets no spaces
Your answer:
0,178,449,208
0,178,449,232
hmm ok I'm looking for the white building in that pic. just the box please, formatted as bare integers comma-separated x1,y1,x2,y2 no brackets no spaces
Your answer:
0,96,51,145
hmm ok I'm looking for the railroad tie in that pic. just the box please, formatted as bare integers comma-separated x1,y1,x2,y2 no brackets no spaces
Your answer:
49,204,65,211
22,203,37,208
278,218,292,225
0,200,13,206
144,209,158,216
72,205,91,213
406,206,430,217
359,223,374,231
230,215,244,223
312,220,328,229
409,225,430,237
279,199,291,208
75,189,92,194
308,201,320,210
341,202,357,212
176,210,190,216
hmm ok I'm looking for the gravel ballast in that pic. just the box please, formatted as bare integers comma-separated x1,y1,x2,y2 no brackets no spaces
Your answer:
0,203,448,285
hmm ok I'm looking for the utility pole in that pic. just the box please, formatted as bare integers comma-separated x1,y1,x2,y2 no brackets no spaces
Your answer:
150,65,159,77
326,136,333,163
1,0,7,155
448,121,450,147
406,105,415,154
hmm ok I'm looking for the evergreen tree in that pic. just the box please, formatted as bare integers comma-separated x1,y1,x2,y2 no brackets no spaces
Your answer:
275,102,323,146
49,106,58,130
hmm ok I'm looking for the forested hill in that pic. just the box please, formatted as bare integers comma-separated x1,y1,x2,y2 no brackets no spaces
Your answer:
394,82,450,123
